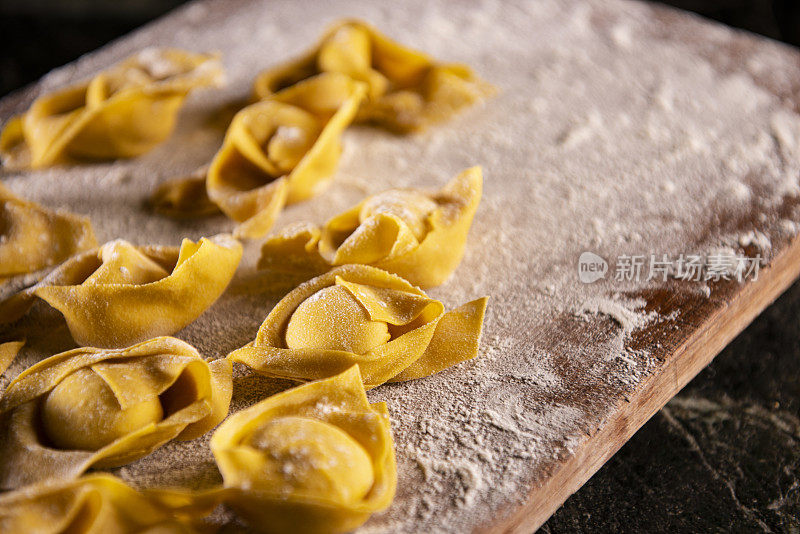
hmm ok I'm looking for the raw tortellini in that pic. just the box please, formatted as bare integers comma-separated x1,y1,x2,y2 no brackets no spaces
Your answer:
210,365,396,534
0,235,242,348
0,473,203,534
0,48,223,169
228,264,487,388
0,337,232,489
253,20,493,133
153,73,366,239
259,166,482,287
0,182,97,284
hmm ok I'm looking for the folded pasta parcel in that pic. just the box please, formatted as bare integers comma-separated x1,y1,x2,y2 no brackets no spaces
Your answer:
253,20,493,132
0,48,224,169
0,474,207,534
204,72,367,239
0,182,97,283
259,166,482,287
229,264,488,388
0,235,242,348
0,337,232,489
211,365,396,534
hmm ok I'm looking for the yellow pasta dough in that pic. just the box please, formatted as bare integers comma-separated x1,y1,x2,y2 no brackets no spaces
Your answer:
151,73,366,239
253,20,493,132
228,264,487,388
0,340,24,378
0,182,97,283
0,235,242,348
210,365,396,534
258,166,482,287
0,337,232,489
0,48,224,169
0,473,204,534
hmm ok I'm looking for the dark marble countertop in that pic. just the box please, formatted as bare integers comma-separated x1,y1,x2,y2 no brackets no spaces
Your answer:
544,278,800,532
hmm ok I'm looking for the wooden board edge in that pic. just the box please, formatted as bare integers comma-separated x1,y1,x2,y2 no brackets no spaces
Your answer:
489,230,800,533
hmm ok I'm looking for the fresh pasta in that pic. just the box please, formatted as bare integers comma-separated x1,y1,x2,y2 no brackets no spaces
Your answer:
0,337,232,489
258,167,482,287
0,473,205,533
228,264,487,388
0,235,242,348
152,73,366,239
0,182,97,284
0,340,24,378
210,365,396,534
0,48,223,169
253,20,493,132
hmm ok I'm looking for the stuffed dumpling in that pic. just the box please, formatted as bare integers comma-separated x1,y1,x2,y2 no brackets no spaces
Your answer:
228,264,487,388
0,337,232,489
210,365,396,534
253,20,493,133
0,48,224,169
258,167,482,287
151,73,366,239
0,235,242,348
0,183,97,284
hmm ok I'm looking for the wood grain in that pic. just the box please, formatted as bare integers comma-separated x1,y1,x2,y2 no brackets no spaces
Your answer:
493,233,800,533
484,5,800,530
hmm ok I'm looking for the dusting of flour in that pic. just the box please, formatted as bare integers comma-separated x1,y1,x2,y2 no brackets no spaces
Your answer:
3,0,800,532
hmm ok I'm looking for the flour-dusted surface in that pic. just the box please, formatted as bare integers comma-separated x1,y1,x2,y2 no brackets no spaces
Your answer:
3,0,800,532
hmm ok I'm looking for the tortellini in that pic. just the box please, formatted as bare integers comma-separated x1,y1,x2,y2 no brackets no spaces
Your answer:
0,340,24,378
0,337,232,489
0,235,242,348
0,182,97,283
228,264,487,388
210,365,396,534
0,474,202,534
151,73,366,239
0,48,224,169
259,166,482,287
253,20,493,133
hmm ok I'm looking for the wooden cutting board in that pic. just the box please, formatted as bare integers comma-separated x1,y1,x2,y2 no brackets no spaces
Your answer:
3,0,800,532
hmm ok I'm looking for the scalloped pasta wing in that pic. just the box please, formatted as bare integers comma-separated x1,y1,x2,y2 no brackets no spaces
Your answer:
0,473,205,533
0,183,97,283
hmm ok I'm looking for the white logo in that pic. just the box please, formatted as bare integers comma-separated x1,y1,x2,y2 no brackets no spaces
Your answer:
578,252,608,283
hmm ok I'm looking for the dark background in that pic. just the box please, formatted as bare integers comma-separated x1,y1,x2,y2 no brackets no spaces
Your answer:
1,0,800,98
1,1,798,532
